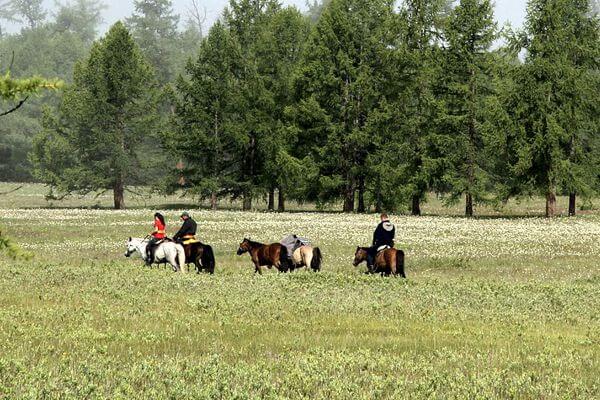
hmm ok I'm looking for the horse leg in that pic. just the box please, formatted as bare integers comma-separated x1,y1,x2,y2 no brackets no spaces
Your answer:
304,250,313,272
390,251,397,276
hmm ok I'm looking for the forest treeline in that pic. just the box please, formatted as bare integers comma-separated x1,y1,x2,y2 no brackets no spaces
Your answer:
1,0,599,216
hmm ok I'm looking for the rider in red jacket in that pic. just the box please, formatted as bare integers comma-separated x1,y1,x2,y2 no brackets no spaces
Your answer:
146,212,166,265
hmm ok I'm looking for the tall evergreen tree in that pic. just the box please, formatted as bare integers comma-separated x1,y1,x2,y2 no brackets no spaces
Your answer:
126,0,180,84
253,6,311,211
223,0,280,210
30,22,159,209
53,0,106,44
374,0,449,215
441,0,497,217
167,21,245,210
508,0,599,217
295,0,394,212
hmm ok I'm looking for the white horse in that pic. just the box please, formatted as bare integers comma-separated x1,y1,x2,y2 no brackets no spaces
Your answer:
124,237,187,272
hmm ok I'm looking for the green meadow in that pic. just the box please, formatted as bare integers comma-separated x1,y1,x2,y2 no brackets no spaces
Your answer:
0,183,598,399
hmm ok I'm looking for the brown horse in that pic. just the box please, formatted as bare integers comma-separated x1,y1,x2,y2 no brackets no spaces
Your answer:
182,241,216,274
353,247,406,277
236,238,286,274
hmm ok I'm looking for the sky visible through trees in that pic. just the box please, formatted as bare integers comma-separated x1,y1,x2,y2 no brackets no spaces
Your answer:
2,0,527,34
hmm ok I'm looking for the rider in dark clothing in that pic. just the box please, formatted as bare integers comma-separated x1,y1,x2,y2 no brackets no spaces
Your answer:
173,211,197,243
367,213,395,271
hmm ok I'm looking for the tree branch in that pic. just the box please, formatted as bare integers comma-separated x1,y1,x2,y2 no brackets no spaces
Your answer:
0,96,28,117
0,185,23,196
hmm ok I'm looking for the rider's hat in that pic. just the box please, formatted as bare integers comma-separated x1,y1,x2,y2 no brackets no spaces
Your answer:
180,211,190,218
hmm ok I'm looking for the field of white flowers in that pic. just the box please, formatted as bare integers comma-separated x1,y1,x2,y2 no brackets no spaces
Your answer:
0,184,598,398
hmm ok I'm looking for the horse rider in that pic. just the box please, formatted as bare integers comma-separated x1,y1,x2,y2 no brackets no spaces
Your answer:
367,213,395,271
146,212,166,265
173,211,198,245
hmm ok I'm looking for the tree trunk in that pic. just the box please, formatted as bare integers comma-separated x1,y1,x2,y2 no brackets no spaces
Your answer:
113,178,125,210
243,195,252,211
343,182,355,213
278,188,285,212
546,188,557,218
374,180,382,213
465,192,474,218
357,176,366,213
411,194,421,216
568,192,576,217
210,192,218,211
268,188,275,211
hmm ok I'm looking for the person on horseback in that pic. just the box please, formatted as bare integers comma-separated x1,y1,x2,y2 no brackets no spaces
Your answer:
173,211,197,245
367,213,395,271
146,212,166,265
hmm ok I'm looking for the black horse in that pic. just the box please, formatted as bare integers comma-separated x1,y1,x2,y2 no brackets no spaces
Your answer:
182,241,216,274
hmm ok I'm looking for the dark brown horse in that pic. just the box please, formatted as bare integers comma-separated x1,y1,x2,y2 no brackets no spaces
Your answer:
236,238,287,274
182,241,216,274
353,247,406,277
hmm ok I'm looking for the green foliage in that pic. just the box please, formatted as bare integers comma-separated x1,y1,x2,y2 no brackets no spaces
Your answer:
506,0,600,216
0,1,103,181
0,71,61,100
369,0,450,214
30,22,160,209
126,0,180,84
293,0,395,212
167,21,245,205
440,0,498,216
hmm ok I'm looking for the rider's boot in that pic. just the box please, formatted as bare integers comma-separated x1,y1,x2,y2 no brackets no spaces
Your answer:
145,247,153,266
366,253,375,273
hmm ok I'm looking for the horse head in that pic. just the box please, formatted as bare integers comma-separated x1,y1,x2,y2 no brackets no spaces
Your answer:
237,238,251,255
352,246,368,266
125,237,143,258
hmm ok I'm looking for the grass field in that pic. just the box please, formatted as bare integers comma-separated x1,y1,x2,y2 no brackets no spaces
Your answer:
0,183,599,398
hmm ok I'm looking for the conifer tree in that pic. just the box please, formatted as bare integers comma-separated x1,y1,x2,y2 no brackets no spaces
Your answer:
295,0,394,212
374,0,449,214
167,22,245,210
223,0,280,210
126,0,180,84
30,22,159,209
509,0,599,217
441,0,497,217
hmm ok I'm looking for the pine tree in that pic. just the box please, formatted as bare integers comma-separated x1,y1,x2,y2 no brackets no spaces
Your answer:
167,21,245,210
253,6,311,211
126,0,180,84
295,0,394,212
508,0,600,217
30,22,159,209
223,0,281,210
441,0,497,217
374,0,449,215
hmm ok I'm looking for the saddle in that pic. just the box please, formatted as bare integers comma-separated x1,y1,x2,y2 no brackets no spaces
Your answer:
182,237,200,246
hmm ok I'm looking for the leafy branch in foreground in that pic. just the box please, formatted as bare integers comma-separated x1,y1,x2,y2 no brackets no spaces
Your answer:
0,228,31,260
0,71,63,116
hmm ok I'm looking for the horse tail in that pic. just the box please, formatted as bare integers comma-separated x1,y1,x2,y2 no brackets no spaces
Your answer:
202,244,216,274
396,249,406,278
177,244,186,273
311,247,322,271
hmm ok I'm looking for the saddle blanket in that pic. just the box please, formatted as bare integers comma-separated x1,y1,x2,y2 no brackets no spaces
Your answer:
377,245,391,253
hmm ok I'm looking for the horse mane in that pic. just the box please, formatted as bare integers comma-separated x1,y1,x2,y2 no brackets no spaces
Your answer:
244,238,264,247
